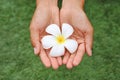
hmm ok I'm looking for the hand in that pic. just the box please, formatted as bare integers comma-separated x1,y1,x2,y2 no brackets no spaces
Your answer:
60,0,94,69
30,0,62,69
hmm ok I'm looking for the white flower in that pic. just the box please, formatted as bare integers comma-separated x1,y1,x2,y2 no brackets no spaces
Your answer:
41,23,78,57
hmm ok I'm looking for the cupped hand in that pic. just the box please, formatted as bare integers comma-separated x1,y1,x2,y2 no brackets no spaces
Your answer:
60,2,94,69
30,1,62,69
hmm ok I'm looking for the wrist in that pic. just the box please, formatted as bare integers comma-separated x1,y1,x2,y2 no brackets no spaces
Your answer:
36,0,58,8
62,0,84,9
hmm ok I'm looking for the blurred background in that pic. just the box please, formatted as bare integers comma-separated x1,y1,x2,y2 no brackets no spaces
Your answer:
0,0,120,80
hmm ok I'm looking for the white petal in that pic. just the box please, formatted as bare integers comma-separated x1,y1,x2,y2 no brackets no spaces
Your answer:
46,24,61,36
41,35,56,49
62,23,74,39
50,45,65,57
64,39,78,53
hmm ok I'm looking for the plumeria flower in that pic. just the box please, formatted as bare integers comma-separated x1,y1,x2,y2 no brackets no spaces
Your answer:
41,23,78,57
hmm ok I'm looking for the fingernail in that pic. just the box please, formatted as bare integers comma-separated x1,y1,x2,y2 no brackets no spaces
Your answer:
89,50,92,56
34,48,37,54
90,54,92,56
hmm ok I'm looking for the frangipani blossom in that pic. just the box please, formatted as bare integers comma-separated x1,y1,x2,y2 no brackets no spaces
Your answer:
41,23,78,57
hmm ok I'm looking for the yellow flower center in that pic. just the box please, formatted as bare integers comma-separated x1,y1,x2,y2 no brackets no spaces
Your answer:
56,35,65,44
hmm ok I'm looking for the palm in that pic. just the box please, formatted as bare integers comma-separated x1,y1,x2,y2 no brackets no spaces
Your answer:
31,6,59,36
60,8,93,69
30,6,62,69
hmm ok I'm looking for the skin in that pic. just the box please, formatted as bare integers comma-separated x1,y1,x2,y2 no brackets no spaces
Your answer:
30,0,62,69
61,0,94,69
30,0,94,69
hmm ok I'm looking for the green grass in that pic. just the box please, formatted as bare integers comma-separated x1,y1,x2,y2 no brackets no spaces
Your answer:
0,0,120,80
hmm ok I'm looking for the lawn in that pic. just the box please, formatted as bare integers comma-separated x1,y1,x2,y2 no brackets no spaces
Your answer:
0,0,120,80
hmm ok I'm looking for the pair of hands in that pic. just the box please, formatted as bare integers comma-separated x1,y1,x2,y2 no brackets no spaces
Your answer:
30,0,93,69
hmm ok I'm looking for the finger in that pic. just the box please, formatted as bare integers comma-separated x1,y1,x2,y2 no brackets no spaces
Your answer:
39,46,51,68
48,56,59,70
73,44,85,66
66,53,76,69
57,57,62,66
63,52,70,64
85,27,94,56
30,25,40,55
47,51,59,70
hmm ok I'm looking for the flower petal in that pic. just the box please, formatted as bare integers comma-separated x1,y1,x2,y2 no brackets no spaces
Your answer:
46,24,61,36
41,35,56,49
64,39,78,53
50,45,65,57
62,23,74,39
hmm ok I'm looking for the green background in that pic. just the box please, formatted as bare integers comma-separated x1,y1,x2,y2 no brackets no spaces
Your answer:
0,0,120,80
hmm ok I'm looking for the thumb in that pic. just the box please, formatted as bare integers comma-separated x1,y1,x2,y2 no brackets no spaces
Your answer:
85,28,94,56
30,26,40,55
